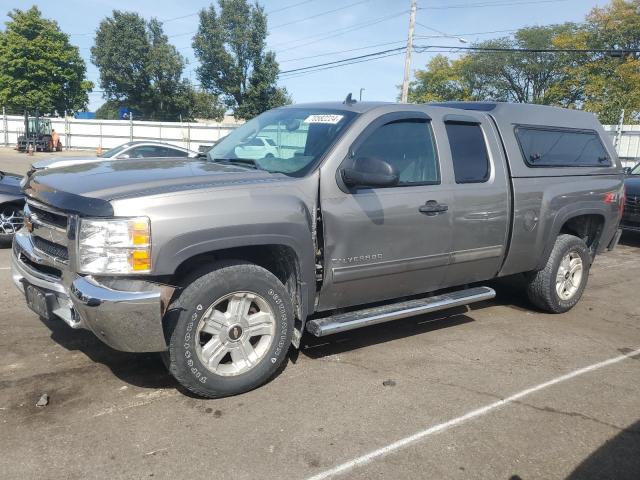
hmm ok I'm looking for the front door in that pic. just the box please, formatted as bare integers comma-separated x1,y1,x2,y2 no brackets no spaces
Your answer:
317,112,454,310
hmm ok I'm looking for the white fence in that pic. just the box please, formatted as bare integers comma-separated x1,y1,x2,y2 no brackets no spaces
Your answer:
0,114,241,152
603,124,640,168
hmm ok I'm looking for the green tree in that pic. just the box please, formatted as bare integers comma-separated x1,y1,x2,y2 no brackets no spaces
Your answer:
407,55,472,103
555,0,640,123
409,25,580,105
193,0,290,119
92,11,224,120
0,6,92,114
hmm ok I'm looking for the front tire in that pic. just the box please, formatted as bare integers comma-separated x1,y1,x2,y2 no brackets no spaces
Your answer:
164,261,294,398
525,234,591,313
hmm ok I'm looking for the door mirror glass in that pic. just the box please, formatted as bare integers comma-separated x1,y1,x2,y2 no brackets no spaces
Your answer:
117,153,130,159
341,156,399,188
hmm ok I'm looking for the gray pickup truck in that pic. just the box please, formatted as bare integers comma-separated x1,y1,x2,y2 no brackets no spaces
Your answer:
12,101,624,398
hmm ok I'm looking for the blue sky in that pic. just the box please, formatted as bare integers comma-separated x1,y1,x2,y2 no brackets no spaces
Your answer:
4,0,612,111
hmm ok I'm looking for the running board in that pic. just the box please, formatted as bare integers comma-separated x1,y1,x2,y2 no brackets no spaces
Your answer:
306,286,495,337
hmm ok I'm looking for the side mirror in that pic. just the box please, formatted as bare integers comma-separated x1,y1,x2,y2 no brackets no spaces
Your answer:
623,167,632,175
341,156,399,188
117,153,130,159
197,152,207,159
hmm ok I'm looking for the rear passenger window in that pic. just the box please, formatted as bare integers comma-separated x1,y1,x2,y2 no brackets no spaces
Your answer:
445,122,490,183
515,127,610,167
354,120,439,186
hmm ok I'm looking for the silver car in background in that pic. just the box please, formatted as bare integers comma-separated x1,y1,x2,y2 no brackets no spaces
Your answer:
27,141,199,176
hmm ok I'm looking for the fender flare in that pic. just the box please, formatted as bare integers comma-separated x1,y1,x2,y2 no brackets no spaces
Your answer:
155,227,316,320
536,204,608,271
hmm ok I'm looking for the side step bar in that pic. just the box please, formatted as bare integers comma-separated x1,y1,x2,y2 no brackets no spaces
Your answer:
306,286,495,337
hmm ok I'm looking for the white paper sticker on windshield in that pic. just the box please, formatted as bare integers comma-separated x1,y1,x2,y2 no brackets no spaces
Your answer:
303,114,344,124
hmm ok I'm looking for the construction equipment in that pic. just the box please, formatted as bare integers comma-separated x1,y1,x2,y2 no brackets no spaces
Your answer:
16,111,62,153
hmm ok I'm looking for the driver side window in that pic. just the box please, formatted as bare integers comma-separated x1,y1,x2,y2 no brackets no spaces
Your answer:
354,120,439,186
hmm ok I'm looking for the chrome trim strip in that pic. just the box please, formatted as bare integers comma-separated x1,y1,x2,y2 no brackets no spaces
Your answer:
332,252,450,284
450,245,503,264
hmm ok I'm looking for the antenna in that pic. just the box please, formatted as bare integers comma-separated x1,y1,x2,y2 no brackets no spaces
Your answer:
343,93,357,105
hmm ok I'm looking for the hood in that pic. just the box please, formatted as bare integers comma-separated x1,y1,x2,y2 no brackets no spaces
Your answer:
23,158,288,217
625,176,640,195
31,156,102,170
0,171,24,195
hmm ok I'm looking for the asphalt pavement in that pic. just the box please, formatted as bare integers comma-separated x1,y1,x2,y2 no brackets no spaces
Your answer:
0,149,639,479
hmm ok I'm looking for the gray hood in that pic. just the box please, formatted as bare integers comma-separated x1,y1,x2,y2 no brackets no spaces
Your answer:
24,158,288,217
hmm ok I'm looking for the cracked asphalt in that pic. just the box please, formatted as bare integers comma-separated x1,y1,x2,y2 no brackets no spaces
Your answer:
1,148,639,479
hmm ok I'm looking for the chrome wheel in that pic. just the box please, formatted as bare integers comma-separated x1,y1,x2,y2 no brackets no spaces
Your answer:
0,206,23,236
555,251,583,300
195,291,276,377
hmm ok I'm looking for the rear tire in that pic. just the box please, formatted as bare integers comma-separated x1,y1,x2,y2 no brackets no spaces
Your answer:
164,261,294,398
525,234,590,313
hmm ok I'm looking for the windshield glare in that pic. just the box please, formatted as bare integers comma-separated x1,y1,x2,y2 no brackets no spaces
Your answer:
102,144,130,158
207,108,357,176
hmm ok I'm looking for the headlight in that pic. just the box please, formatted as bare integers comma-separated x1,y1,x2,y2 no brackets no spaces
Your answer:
78,217,151,274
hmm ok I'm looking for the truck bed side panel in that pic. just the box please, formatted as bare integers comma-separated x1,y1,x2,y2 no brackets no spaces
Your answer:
499,175,622,277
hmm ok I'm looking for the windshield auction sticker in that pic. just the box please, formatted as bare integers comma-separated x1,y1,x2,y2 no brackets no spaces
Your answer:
303,114,344,124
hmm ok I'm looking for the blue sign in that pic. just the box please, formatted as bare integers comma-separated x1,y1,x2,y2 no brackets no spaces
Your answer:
118,107,132,120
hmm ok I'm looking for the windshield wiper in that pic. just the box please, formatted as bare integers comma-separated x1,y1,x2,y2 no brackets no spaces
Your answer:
212,158,260,170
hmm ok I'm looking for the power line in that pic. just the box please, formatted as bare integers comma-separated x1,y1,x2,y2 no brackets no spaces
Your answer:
281,51,405,79
280,47,407,75
420,0,571,9
267,0,318,15
279,44,640,79
161,0,318,24
270,0,371,29
169,0,372,39
279,40,407,63
272,9,408,52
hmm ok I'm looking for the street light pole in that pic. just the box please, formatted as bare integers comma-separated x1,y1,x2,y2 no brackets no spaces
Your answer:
401,0,417,103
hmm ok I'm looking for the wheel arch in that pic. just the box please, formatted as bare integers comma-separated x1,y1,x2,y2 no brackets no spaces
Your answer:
168,241,313,340
536,208,607,271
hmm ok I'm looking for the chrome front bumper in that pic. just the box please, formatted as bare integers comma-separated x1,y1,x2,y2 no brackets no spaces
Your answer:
12,231,172,352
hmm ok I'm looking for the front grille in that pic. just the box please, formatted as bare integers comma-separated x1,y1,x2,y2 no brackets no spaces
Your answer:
29,203,68,229
624,194,640,215
33,236,69,261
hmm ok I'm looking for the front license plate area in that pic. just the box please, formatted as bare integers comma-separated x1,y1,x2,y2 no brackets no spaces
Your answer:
24,283,53,320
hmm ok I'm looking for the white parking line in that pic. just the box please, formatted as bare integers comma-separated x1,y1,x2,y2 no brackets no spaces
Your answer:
306,347,640,480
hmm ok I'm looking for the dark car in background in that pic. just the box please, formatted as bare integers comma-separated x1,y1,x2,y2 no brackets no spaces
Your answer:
0,171,24,245
622,163,640,232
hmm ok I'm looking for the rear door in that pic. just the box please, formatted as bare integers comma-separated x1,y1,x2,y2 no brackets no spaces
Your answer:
317,111,455,310
441,115,510,286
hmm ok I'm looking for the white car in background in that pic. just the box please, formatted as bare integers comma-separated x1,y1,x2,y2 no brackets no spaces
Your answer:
234,136,278,160
27,141,199,177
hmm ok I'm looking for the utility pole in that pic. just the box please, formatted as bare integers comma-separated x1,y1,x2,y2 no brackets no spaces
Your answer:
401,0,417,103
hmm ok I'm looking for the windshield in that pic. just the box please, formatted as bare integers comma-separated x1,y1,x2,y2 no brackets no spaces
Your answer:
207,108,357,176
101,143,131,158
631,163,640,175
